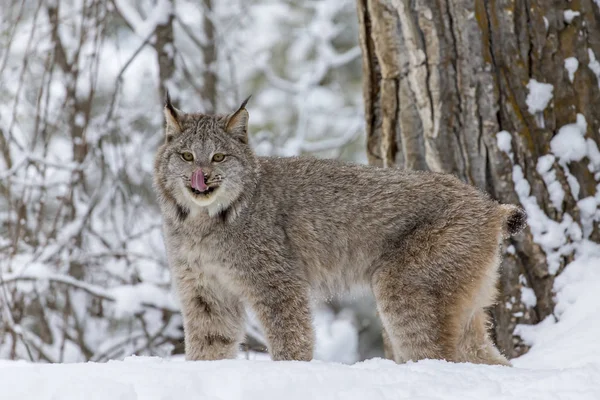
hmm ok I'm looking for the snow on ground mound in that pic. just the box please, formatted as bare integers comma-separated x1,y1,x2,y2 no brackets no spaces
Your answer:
514,240,600,370
1,357,599,400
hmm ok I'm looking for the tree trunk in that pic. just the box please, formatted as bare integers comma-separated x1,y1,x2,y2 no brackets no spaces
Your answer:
357,0,600,358
200,0,217,113
154,1,176,103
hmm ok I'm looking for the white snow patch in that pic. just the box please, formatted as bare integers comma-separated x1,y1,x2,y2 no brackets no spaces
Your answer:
496,131,513,156
526,79,553,115
563,10,581,24
314,307,359,364
564,57,579,83
536,154,555,175
508,163,575,274
2,355,600,400
520,286,537,308
587,139,600,171
563,165,582,200
536,154,564,211
496,140,551,247
515,240,600,369
588,48,600,88
577,197,599,238
550,114,587,164
543,16,549,31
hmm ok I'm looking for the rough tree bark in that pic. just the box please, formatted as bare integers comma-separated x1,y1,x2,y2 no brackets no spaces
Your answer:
357,0,600,358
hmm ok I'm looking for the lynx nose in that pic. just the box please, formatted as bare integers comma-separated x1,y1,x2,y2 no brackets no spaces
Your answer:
191,168,209,191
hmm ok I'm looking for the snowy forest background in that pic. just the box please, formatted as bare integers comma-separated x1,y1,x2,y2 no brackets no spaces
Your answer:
1,0,600,366
0,0,370,362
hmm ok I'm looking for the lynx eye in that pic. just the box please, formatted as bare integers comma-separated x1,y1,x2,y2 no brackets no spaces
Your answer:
181,152,194,162
212,153,225,162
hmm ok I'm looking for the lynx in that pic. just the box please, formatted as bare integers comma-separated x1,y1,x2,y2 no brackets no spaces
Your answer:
153,93,526,366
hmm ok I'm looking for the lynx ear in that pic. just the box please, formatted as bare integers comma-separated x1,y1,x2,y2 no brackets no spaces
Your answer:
225,96,251,143
164,90,182,142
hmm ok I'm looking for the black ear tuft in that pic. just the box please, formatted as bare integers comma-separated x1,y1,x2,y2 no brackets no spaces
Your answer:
163,90,182,135
239,95,252,110
165,90,176,114
225,96,251,142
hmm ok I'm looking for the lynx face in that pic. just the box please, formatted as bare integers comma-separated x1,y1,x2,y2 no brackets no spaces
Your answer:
155,95,256,216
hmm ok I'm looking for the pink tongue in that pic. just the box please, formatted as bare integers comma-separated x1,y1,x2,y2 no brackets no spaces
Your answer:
191,169,208,192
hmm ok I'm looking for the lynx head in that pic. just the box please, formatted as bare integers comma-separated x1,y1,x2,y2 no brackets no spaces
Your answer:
154,93,258,218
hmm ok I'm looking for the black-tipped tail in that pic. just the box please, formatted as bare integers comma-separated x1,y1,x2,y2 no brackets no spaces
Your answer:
501,204,527,236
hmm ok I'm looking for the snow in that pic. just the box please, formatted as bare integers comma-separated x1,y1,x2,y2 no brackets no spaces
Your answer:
588,49,600,88
496,130,513,155
515,240,600,369
563,10,581,24
520,286,537,308
0,355,598,400
564,57,579,83
550,114,588,164
578,197,598,219
536,154,555,175
313,307,359,364
577,197,599,238
526,79,553,115
537,154,564,210
500,142,581,275
512,165,570,255
587,139,600,171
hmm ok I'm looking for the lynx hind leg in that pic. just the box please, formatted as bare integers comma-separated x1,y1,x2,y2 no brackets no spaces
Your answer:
456,309,511,366
372,264,453,363
372,243,510,366
454,253,511,366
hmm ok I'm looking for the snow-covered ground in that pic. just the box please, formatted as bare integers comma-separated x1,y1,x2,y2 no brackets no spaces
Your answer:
2,240,599,400
2,356,599,400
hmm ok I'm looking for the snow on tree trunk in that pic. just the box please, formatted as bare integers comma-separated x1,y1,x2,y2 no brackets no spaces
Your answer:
357,0,600,358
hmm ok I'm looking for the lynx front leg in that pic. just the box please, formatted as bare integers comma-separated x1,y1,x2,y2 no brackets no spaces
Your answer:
246,280,314,361
173,265,245,360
